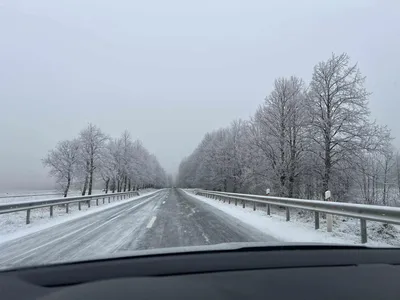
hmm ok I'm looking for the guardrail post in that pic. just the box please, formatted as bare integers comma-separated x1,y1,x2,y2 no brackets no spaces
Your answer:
360,219,367,244
253,202,256,211
96,199,99,206
286,207,290,221
50,205,53,217
243,200,246,208
108,197,110,203
26,209,31,224
88,200,91,208
235,199,237,206
103,198,105,204
228,198,231,204
223,197,225,203
315,211,320,229
327,214,333,232
267,204,271,215
66,203,69,214
78,201,81,210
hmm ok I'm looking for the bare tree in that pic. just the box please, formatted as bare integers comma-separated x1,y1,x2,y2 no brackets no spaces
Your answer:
250,76,307,197
177,54,394,206
307,53,387,195
43,139,80,197
380,148,396,206
79,124,109,195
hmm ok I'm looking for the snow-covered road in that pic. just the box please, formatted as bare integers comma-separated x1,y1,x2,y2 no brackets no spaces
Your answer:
0,189,276,268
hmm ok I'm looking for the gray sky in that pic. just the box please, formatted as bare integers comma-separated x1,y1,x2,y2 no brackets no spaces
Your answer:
0,0,399,191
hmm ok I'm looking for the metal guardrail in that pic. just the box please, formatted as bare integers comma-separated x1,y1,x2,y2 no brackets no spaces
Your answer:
195,189,400,244
0,191,139,224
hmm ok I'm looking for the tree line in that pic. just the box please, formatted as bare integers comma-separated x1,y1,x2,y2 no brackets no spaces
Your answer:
43,124,167,197
177,53,399,206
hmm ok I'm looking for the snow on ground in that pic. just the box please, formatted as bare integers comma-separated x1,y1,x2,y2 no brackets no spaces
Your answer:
184,190,400,247
0,189,104,204
0,189,159,245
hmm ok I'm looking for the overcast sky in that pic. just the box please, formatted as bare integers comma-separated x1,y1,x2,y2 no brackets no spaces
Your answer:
0,0,399,191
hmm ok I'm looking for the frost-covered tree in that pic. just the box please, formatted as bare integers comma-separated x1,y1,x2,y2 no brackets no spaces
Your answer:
43,139,80,197
79,123,109,195
250,76,307,197
178,53,395,206
44,125,167,195
307,53,392,195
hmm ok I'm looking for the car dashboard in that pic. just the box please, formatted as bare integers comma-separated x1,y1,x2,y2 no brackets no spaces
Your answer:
1,245,400,300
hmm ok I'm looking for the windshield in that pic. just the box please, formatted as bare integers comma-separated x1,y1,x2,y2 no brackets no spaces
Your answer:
1,0,400,270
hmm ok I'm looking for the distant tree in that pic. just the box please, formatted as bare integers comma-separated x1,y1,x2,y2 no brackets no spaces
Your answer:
79,124,109,195
43,125,167,195
43,139,80,197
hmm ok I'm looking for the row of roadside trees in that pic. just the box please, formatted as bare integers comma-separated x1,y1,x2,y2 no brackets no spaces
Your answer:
177,53,398,206
43,124,167,197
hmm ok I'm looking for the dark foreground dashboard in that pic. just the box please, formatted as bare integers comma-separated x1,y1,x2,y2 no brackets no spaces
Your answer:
1,245,400,300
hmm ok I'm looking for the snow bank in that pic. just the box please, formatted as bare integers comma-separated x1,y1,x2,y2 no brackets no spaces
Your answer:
184,190,400,247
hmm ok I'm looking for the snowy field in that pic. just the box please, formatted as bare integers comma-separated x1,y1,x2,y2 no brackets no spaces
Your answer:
0,189,157,243
184,190,400,247
0,189,104,204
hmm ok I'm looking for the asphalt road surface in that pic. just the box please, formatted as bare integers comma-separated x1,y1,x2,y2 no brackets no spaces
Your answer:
0,189,276,268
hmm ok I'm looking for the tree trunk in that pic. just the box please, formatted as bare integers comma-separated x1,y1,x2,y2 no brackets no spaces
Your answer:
81,174,88,196
372,174,376,201
105,178,110,194
288,175,294,198
323,135,331,196
383,163,388,206
88,171,93,195
88,157,94,195
123,175,127,192
288,149,295,198
128,179,131,191
111,178,116,193
64,175,71,197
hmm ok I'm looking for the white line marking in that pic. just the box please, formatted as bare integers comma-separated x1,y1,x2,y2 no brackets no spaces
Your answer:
146,216,157,229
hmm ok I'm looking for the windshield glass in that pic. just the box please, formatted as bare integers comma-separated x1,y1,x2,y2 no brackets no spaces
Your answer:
1,0,399,270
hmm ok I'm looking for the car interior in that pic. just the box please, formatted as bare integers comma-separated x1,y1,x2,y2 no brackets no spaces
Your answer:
1,245,400,300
